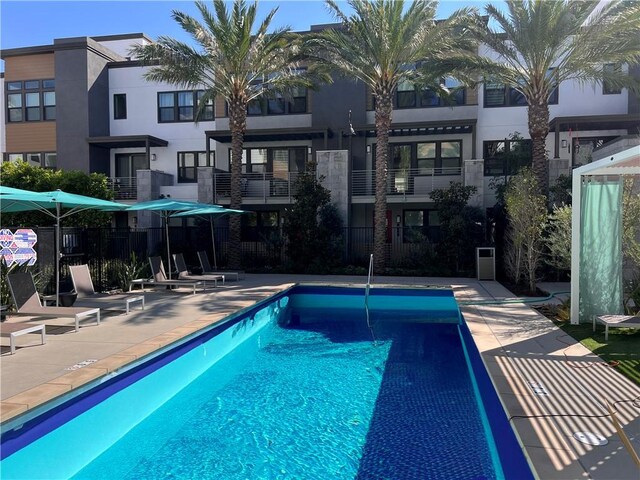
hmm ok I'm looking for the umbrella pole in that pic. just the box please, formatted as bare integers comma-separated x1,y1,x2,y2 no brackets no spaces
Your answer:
165,212,171,279
210,217,218,270
55,203,61,307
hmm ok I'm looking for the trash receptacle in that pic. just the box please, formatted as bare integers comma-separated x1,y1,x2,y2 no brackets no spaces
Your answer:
476,247,495,281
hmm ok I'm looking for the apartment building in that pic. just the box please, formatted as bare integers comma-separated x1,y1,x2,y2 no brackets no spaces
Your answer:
2,29,638,239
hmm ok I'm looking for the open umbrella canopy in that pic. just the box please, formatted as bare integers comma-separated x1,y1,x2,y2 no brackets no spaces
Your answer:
0,186,41,196
0,189,128,306
0,190,128,214
125,199,219,212
171,206,247,217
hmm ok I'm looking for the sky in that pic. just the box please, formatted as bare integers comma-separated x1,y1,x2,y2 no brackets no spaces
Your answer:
0,1,503,53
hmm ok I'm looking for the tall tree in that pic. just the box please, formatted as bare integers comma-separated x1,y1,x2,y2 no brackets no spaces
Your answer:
131,0,328,269
471,0,640,194
308,0,478,272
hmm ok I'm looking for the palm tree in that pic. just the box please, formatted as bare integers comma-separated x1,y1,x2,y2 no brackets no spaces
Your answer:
131,0,327,269
471,0,640,194
308,0,478,272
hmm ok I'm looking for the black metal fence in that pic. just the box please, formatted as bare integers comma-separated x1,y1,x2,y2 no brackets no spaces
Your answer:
3,225,473,293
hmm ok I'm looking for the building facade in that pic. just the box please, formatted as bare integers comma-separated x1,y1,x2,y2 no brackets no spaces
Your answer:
2,29,639,239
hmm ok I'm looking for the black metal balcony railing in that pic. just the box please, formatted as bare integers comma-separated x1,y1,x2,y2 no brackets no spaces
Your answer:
107,177,137,200
352,167,463,197
213,172,305,202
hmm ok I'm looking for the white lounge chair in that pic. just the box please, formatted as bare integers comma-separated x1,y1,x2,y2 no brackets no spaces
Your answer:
173,253,225,287
70,265,145,314
7,273,100,332
197,250,244,281
131,257,206,295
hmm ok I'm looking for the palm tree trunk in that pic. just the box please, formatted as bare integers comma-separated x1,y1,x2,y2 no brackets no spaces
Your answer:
228,99,247,270
527,99,550,195
374,94,392,273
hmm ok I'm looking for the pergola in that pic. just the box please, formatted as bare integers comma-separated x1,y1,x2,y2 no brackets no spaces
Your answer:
570,146,640,324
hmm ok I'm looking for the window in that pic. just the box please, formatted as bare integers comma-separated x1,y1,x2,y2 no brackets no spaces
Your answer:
177,151,214,183
267,93,285,115
25,92,41,121
232,147,307,174
178,91,194,120
397,80,417,108
7,94,22,122
3,152,54,168
603,63,622,95
241,70,308,116
484,79,507,106
289,86,307,114
403,209,440,243
43,91,56,120
547,68,559,104
44,152,57,168
485,72,558,107
157,90,214,123
397,77,465,109
6,79,55,122
114,94,127,120
416,141,462,172
196,91,214,121
483,139,532,176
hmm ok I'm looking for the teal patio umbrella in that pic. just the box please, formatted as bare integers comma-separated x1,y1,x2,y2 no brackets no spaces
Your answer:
173,206,249,270
0,186,41,196
125,199,221,278
0,189,128,305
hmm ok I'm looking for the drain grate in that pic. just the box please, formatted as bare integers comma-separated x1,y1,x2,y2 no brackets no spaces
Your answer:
573,432,608,446
65,359,98,371
528,381,549,395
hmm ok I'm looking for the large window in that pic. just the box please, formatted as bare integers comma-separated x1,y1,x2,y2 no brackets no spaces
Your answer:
3,151,56,168
244,89,308,116
483,139,532,176
177,151,215,183
6,79,55,122
382,141,463,172
114,94,127,119
230,147,308,174
403,209,440,243
603,63,622,95
484,72,558,107
395,77,466,109
240,69,308,116
157,90,214,123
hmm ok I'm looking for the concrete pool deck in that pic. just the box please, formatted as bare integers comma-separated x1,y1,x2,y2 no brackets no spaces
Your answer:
1,275,638,479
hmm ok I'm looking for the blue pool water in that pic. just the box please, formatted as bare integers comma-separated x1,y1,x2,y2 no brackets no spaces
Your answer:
0,286,532,479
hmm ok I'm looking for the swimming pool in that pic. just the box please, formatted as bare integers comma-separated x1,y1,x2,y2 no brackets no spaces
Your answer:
0,285,533,479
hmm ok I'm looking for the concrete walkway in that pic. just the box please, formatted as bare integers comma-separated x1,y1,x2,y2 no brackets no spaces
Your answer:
1,275,638,479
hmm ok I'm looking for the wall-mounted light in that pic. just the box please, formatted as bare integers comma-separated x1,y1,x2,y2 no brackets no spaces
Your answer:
307,147,312,155
366,145,371,154
396,215,401,224
561,140,567,148
151,153,157,161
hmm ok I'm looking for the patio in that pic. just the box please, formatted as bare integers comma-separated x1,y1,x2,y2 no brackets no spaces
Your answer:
1,274,638,479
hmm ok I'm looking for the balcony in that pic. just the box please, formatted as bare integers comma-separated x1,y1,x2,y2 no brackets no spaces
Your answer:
352,167,463,202
107,177,137,200
213,172,305,204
